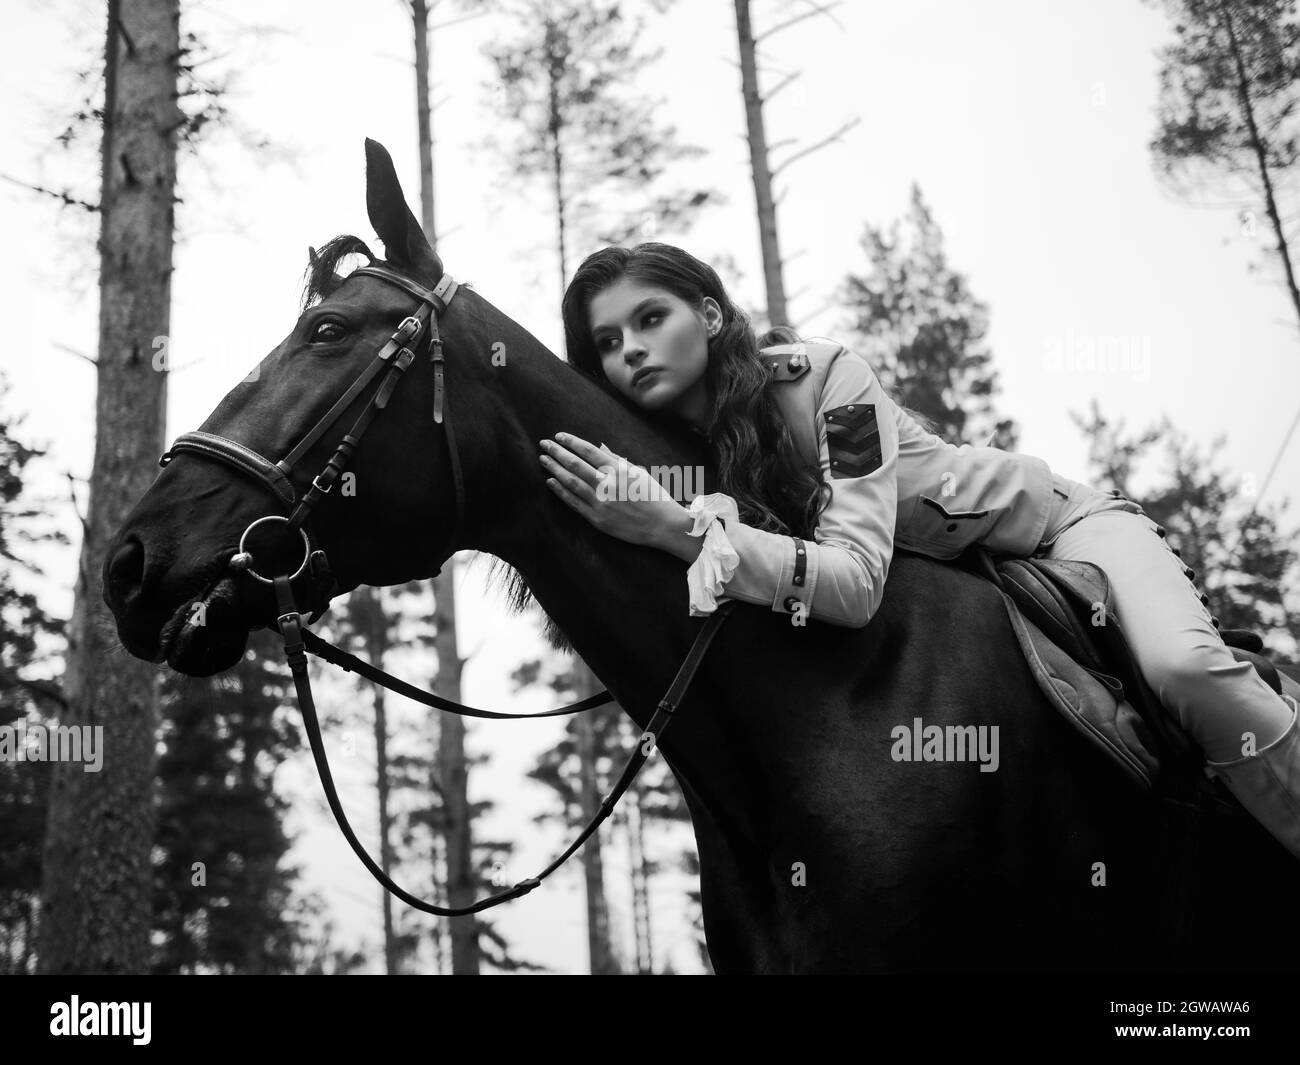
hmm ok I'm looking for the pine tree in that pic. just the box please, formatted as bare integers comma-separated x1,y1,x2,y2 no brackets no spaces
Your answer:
313,579,543,973
840,184,1018,449
151,628,308,973
1072,399,1300,658
0,380,67,974
481,0,716,288
733,0,860,330
1143,0,1300,509
482,0,714,972
1145,0,1300,343
406,0,490,973
518,654,697,974
40,0,181,974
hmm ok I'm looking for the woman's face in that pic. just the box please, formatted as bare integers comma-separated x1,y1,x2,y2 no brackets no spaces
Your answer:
587,277,722,430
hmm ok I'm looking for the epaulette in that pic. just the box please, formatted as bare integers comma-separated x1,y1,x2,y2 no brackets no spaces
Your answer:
757,343,813,382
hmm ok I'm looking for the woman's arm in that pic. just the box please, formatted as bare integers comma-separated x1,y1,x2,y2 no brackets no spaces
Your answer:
654,512,708,562
699,346,900,628
538,345,899,628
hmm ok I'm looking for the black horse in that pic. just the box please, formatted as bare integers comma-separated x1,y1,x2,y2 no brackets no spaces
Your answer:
102,140,1300,973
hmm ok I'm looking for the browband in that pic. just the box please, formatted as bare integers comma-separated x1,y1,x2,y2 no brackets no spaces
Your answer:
350,265,459,313
158,265,462,525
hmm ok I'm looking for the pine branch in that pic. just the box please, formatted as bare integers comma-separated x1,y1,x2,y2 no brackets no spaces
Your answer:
0,172,98,212
764,71,801,103
754,0,844,43
16,679,67,710
770,115,861,177
53,342,98,367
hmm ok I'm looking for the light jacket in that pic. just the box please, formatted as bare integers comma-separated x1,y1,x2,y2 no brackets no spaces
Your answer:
700,341,1055,628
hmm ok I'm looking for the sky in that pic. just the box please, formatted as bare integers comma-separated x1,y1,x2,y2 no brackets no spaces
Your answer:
2,0,1299,974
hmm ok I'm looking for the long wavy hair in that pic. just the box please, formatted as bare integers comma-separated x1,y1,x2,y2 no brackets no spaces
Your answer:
562,242,829,539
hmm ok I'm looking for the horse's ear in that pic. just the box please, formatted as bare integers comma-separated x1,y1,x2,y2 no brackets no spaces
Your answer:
364,137,443,282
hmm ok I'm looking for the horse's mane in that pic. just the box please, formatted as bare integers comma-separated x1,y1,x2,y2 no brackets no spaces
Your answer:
479,370,691,659
483,558,576,654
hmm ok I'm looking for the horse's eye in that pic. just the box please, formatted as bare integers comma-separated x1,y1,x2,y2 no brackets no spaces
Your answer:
311,321,346,344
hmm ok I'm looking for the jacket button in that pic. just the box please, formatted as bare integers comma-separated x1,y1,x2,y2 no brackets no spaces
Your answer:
1211,616,1221,627
847,405,855,412
788,354,804,371
1156,527,1167,538
1184,567,1195,579
783,596,802,612
1171,546,1182,557
1199,593,1210,605
946,523,958,532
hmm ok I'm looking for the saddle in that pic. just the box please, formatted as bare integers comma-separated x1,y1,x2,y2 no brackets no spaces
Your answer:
955,547,1286,806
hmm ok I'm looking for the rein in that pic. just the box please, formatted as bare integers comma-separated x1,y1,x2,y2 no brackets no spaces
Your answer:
158,263,738,916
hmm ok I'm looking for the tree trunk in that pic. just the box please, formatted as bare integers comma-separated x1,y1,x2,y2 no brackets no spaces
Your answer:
627,783,652,974
39,0,180,973
543,44,616,973
432,562,475,975
413,0,436,242
549,61,568,292
433,643,475,974
733,0,788,327
1216,2,1300,508
1217,2,1300,346
413,0,479,975
362,587,399,974
574,662,620,975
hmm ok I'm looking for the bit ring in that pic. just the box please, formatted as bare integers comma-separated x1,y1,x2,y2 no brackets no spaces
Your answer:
233,515,312,586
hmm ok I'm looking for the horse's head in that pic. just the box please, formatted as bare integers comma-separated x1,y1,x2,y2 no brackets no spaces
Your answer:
103,139,486,676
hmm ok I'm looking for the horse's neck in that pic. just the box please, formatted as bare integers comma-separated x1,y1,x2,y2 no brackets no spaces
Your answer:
447,303,773,878
456,307,708,722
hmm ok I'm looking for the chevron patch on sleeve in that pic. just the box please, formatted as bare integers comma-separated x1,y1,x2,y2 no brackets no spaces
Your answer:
824,403,882,479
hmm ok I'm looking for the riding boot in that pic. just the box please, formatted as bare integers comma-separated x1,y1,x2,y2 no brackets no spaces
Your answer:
1204,693,1300,860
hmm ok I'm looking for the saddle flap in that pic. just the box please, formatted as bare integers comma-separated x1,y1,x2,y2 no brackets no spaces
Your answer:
991,553,1281,809
994,587,1160,790
1004,557,1112,614
997,558,1112,675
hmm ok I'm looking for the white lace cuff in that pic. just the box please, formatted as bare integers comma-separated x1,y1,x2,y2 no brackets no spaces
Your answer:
685,493,741,616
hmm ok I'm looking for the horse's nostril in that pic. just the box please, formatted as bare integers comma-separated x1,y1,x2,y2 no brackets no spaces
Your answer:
105,537,145,609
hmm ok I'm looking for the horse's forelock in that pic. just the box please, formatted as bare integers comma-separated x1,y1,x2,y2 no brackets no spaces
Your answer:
301,235,378,310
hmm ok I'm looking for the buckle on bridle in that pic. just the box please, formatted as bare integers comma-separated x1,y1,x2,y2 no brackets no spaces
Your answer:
395,315,422,344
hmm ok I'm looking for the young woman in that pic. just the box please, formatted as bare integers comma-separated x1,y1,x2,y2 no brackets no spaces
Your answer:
539,241,1300,860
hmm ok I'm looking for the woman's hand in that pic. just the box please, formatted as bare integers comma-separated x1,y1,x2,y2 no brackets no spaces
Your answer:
539,433,692,552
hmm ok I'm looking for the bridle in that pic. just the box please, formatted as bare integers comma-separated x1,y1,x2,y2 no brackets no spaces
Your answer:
161,264,466,612
157,262,737,916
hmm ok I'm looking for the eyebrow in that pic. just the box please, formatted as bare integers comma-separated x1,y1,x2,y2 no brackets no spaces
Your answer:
591,297,664,338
